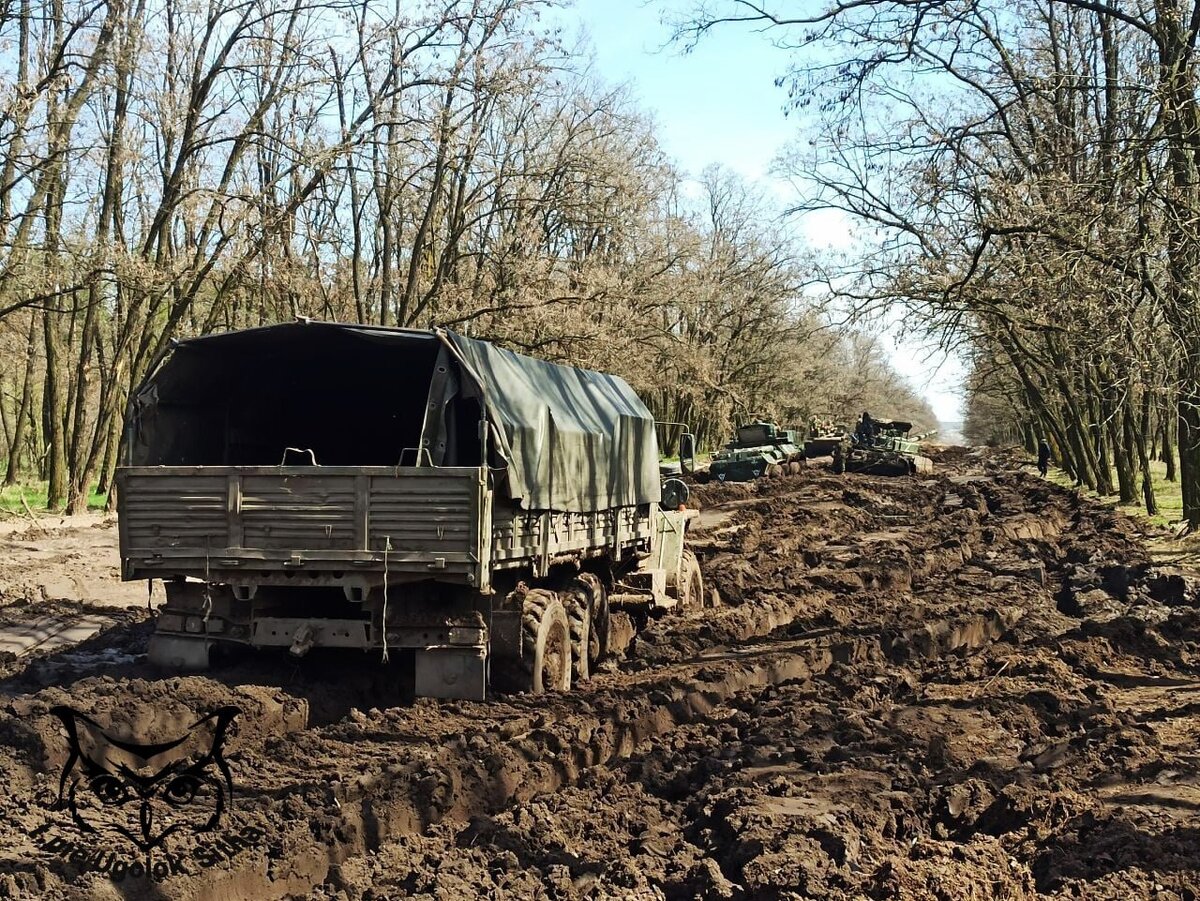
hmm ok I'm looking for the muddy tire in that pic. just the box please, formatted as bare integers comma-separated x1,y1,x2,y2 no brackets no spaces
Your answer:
520,589,571,693
832,451,845,475
575,572,609,666
765,463,783,479
562,584,591,683
680,550,704,610
787,461,802,475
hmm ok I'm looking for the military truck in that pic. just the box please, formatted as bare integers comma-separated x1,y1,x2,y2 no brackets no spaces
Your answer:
116,321,703,700
706,421,805,482
832,418,934,476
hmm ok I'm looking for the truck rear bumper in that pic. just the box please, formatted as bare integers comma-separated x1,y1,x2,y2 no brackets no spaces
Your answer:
252,617,370,650
155,612,485,653
147,625,489,700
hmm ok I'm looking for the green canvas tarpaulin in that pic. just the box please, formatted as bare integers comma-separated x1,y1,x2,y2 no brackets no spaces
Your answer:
441,330,659,512
129,321,661,513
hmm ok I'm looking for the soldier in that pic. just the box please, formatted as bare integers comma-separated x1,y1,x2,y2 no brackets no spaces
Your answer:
856,411,877,444
1037,438,1051,477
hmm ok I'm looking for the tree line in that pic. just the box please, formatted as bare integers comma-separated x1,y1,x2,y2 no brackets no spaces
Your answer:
678,0,1200,525
0,0,930,512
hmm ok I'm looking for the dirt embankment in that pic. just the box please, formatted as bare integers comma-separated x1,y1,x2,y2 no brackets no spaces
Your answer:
0,451,1199,899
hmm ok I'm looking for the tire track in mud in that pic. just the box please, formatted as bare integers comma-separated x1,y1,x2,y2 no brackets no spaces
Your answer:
138,607,1029,900
0,457,1094,899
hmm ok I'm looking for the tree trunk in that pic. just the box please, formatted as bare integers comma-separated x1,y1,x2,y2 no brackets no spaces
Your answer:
1111,415,1137,504
42,311,67,509
1137,389,1158,516
1179,391,1200,527
96,414,121,496
1165,405,1178,482
3,316,37,486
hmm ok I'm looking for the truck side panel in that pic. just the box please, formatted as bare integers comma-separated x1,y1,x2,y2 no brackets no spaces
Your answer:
490,506,653,573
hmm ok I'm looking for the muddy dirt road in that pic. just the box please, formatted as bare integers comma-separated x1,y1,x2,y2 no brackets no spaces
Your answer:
2,450,1200,899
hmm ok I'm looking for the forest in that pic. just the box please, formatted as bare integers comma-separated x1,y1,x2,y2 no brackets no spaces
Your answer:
678,0,1200,526
0,0,933,513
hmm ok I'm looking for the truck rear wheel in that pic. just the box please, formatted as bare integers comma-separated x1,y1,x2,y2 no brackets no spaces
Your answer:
576,572,609,666
562,584,591,683
522,589,571,694
680,550,704,609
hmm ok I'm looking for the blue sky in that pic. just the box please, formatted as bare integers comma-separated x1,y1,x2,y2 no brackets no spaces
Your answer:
572,0,795,182
561,0,967,422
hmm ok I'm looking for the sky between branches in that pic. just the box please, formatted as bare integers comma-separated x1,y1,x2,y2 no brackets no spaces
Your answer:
562,0,966,423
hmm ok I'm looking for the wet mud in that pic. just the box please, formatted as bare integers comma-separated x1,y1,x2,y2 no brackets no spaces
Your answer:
0,450,1198,899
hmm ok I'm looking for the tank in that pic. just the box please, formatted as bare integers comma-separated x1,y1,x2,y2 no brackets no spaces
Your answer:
707,421,806,482
832,418,934,476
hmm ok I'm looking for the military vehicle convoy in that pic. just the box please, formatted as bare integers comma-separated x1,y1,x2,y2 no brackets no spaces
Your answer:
832,416,934,476
116,321,703,700
706,421,805,482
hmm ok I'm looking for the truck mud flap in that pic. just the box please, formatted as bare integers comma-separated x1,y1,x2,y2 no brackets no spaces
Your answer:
489,610,522,660
414,647,487,701
147,634,212,671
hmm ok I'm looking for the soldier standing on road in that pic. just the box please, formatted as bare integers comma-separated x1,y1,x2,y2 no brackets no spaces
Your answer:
1037,438,1051,477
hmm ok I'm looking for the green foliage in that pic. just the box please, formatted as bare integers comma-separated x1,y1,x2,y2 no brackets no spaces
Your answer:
0,481,107,516
1043,459,1181,530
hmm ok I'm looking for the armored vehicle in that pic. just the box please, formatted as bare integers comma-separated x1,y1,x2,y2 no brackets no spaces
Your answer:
832,418,934,476
116,321,703,700
805,417,847,459
707,421,805,482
